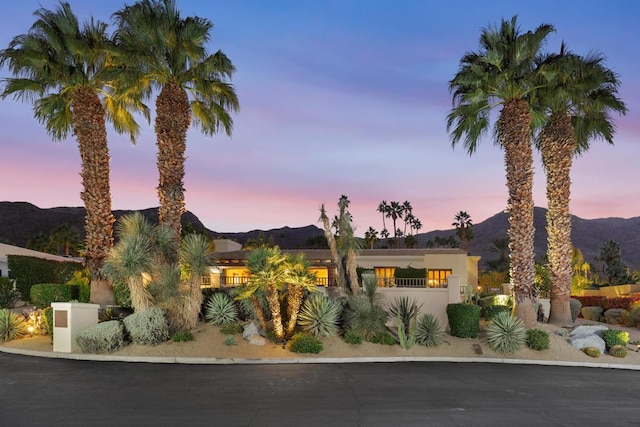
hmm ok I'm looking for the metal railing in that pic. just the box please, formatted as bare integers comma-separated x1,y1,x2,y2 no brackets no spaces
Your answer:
375,278,446,288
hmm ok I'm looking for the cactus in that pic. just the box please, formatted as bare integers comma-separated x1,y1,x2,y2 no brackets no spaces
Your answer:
582,346,601,358
608,344,627,358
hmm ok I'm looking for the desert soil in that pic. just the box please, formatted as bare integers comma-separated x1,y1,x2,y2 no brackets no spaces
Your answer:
3,320,640,366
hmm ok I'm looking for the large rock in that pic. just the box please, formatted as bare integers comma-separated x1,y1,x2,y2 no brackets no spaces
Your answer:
580,306,604,321
242,321,259,339
570,334,606,355
570,324,608,338
248,334,266,346
604,308,628,326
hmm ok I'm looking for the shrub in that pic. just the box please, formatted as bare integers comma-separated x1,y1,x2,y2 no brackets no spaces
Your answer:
7,255,83,302
171,330,194,342
368,331,396,345
113,282,132,308
626,306,640,327
526,328,550,351
415,313,444,347
288,333,323,354
219,321,244,335
601,329,629,349
0,308,28,342
224,335,236,346
342,329,363,345
0,278,20,309
65,270,91,303
42,307,53,336
582,346,601,358
389,296,421,349
609,344,627,358
122,307,169,345
343,284,388,341
75,320,124,353
604,308,628,326
581,306,603,321
486,311,526,354
569,298,582,322
482,304,511,321
30,283,73,309
298,295,341,338
204,292,238,326
446,303,481,338
478,294,512,309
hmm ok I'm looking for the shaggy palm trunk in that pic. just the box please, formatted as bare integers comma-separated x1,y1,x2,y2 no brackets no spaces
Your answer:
251,296,268,332
346,249,359,294
499,99,537,327
72,87,116,305
321,212,347,292
285,285,303,337
541,114,575,325
128,276,153,312
156,82,190,255
266,284,284,340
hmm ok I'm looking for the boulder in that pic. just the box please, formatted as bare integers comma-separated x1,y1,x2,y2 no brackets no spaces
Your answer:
248,334,266,346
242,321,259,339
570,324,608,338
570,334,606,355
604,308,628,326
580,306,603,321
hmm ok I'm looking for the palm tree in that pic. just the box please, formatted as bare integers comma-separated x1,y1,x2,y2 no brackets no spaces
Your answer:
0,2,146,305
534,47,626,325
452,211,474,252
377,201,390,246
387,201,404,246
283,253,317,338
112,0,239,251
364,227,379,249
447,16,554,326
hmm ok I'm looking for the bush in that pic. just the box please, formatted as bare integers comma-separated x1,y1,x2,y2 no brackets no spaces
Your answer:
580,306,604,321
446,303,481,338
43,307,53,336
76,321,124,353
389,296,421,349
113,282,132,308
582,347,601,358
8,255,83,302
368,331,396,345
486,311,526,354
604,308,628,325
626,306,640,327
0,278,20,309
415,313,444,347
478,294,512,309
171,330,194,342
30,284,73,309
609,345,627,358
569,298,582,322
224,335,236,346
298,295,341,338
0,308,28,342
288,333,323,354
342,330,363,345
343,289,388,341
601,329,629,349
526,328,550,351
219,321,244,335
204,292,238,326
482,304,511,321
65,270,91,303
122,307,169,345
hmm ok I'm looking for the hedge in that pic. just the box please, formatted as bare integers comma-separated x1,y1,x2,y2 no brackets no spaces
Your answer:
8,255,83,302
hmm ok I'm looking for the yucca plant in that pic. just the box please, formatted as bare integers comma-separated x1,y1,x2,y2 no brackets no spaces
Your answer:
415,313,444,347
0,309,28,342
486,311,527,354
389,296,421,349
297,295,341,338
205,292,238,325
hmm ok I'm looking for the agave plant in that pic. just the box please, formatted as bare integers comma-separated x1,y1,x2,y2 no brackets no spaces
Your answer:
486,311,527,354
0,308,28,342
205,292,238,326
415,313,444,347
297,295,341,338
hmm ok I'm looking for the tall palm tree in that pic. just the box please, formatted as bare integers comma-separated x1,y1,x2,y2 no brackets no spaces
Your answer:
386,201,404,247
377,201,390,246
0,2,146,304
452,211,474,252
534,47,626,325
283,253,317,338
112,0,239,251
447,16,554,326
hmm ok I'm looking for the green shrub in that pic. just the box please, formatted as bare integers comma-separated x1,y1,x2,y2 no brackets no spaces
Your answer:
297,295,341,338
43,307,53,336
0,308,28,342
288,333,323,354
526,328,550,351
30,283,73,309
446,303,481,338
224,335,236,346
342,330,363,345
582,346,601,358
478,294,512,309
569,298,582,322
122,307,169,345
344,294,388,341
204,292,238,326
65,270,91,303
171,330,194,342
113,282,132,308
601,329,629,349
626,306,640,327
76,321,124,353
482,304,511,321
609,344,627,358
8,255,83,302
415,313,444,347
0,278,20,309
368,331,396,345
389,296,421,349
580,306,603,321
219,321,244,335
486,311,526,354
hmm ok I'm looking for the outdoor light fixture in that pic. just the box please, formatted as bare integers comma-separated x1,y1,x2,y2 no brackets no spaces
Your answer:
28,326,34,337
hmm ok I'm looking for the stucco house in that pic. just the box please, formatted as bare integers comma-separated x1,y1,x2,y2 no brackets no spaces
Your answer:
0,243,81,278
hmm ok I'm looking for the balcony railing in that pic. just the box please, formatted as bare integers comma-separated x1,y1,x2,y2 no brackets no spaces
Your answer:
375,278,446,288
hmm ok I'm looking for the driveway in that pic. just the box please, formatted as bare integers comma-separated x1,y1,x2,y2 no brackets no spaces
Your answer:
1,353,638,426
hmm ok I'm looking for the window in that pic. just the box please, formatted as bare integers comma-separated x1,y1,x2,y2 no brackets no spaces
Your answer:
428,269,452,288
374,267,395,287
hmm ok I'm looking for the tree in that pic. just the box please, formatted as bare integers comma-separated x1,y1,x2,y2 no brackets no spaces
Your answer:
534,47,627,325
447,16,554,326
0,2,146,304
571,248,591,293
485,237,510,274
283,253,318,338
387,201,404,246
113,0,239,252
363,227,379,249
452,211,474,252
596,240,630,285
49,223,81,256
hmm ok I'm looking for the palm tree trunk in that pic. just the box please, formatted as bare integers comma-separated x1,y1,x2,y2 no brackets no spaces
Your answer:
321,210,347,292
285,285,303,337
499,99,537,327
155,82,190,254
72,87,116,305
128,276,153,312
541,114,575,325
266,284,284,340
346,249,360,294
251,295,268,332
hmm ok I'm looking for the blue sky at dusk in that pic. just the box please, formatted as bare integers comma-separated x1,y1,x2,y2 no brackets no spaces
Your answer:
1,1,638,235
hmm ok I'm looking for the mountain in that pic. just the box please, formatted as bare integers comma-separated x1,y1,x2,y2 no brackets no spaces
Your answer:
1,202,639,270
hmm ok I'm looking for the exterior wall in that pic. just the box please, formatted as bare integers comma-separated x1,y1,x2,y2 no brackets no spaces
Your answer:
573,283,640,298
213,239,242,252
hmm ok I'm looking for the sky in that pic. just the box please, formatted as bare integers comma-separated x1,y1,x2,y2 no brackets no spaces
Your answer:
0,1,638,236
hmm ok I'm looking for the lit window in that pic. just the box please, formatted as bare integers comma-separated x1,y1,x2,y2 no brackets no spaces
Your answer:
374,267,396,287
428,269,452,288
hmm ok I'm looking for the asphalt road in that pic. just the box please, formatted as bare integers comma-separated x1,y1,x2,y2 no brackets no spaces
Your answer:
1,353,638,426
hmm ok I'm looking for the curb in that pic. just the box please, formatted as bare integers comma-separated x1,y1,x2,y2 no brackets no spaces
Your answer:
2,346,640,370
